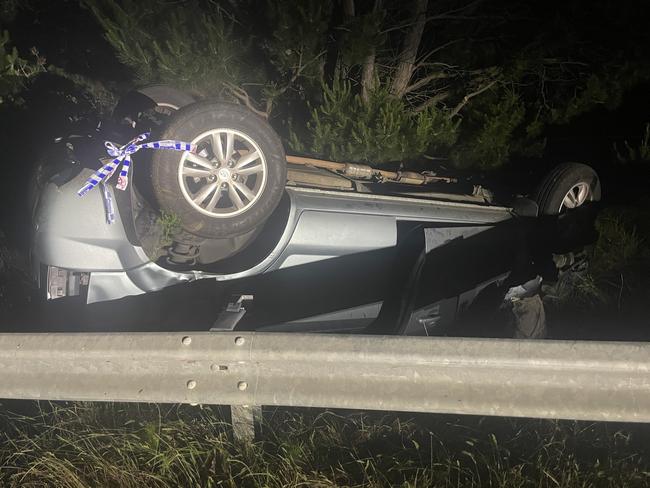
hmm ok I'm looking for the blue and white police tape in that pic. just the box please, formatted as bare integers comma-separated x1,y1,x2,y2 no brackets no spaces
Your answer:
77,132,196,224
77,132,196,197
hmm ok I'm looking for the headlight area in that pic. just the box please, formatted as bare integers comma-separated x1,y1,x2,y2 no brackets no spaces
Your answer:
33,134,111,192
36,139,81,188
43,265,90,300
29,138,91,295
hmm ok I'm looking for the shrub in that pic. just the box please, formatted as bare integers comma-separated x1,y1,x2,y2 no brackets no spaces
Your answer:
0,30,45,104
290,80,459,164
81,0,254,97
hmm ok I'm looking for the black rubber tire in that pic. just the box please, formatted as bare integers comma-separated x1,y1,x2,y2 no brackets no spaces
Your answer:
113,85,196,122
135,84,197,111
534,162,601,215
151,102,287,239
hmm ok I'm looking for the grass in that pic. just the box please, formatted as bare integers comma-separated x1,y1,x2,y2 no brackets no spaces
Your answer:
157,211,182,247
0,402,648,487
614,122,650,163
144,210,183,260
591,211,645,276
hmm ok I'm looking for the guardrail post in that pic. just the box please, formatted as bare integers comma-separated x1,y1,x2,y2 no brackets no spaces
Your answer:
231,404,262,443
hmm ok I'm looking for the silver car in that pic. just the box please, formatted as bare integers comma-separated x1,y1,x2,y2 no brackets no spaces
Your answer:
30,87,602,335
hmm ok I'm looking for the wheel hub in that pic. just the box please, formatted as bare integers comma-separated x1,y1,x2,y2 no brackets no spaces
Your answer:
560,182,591,211
178,128,268,217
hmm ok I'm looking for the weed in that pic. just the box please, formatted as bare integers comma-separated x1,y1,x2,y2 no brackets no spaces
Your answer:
613,122,650,163
591,212,644,275
157,211,181,247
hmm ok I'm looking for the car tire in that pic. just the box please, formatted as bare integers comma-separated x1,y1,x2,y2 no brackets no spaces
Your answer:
534,162,601,215
134,84,197,111
114,85,196,117
151,102,287,239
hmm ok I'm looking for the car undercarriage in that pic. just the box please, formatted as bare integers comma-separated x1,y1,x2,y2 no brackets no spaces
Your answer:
30,86,601,337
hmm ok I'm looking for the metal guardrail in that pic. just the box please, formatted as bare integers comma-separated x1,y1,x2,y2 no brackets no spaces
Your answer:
0,332,649,423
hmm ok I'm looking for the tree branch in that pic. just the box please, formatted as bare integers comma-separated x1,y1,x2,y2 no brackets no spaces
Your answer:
225,48,326,118
223,81,269,119
424,0,485,21
361,51,376,103
403,70,451,95
342,0,355,18
390,0,428,98
449,79,497,117
412,90,450,112
381,0,485,34
414,39,464,69
361,0,382,103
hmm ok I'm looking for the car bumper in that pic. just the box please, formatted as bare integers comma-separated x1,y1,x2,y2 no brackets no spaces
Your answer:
31,170,198,302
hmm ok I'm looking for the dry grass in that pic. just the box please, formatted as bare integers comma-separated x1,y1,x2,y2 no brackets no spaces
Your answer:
0,402,648,487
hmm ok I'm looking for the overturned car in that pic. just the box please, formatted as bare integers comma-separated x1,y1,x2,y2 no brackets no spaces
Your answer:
30,86,601,336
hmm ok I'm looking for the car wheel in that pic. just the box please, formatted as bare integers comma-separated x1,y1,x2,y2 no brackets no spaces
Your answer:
534,162,601,215
534,163,601,329
112,85,196,130
151,102,287,239
133,84,196,114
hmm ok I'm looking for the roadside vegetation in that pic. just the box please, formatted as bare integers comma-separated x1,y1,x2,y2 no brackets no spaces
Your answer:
614,122,650,163
80,0,650,169
0,402,648,487
544,202,650,309
5,1,650,168
0,30,44,105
